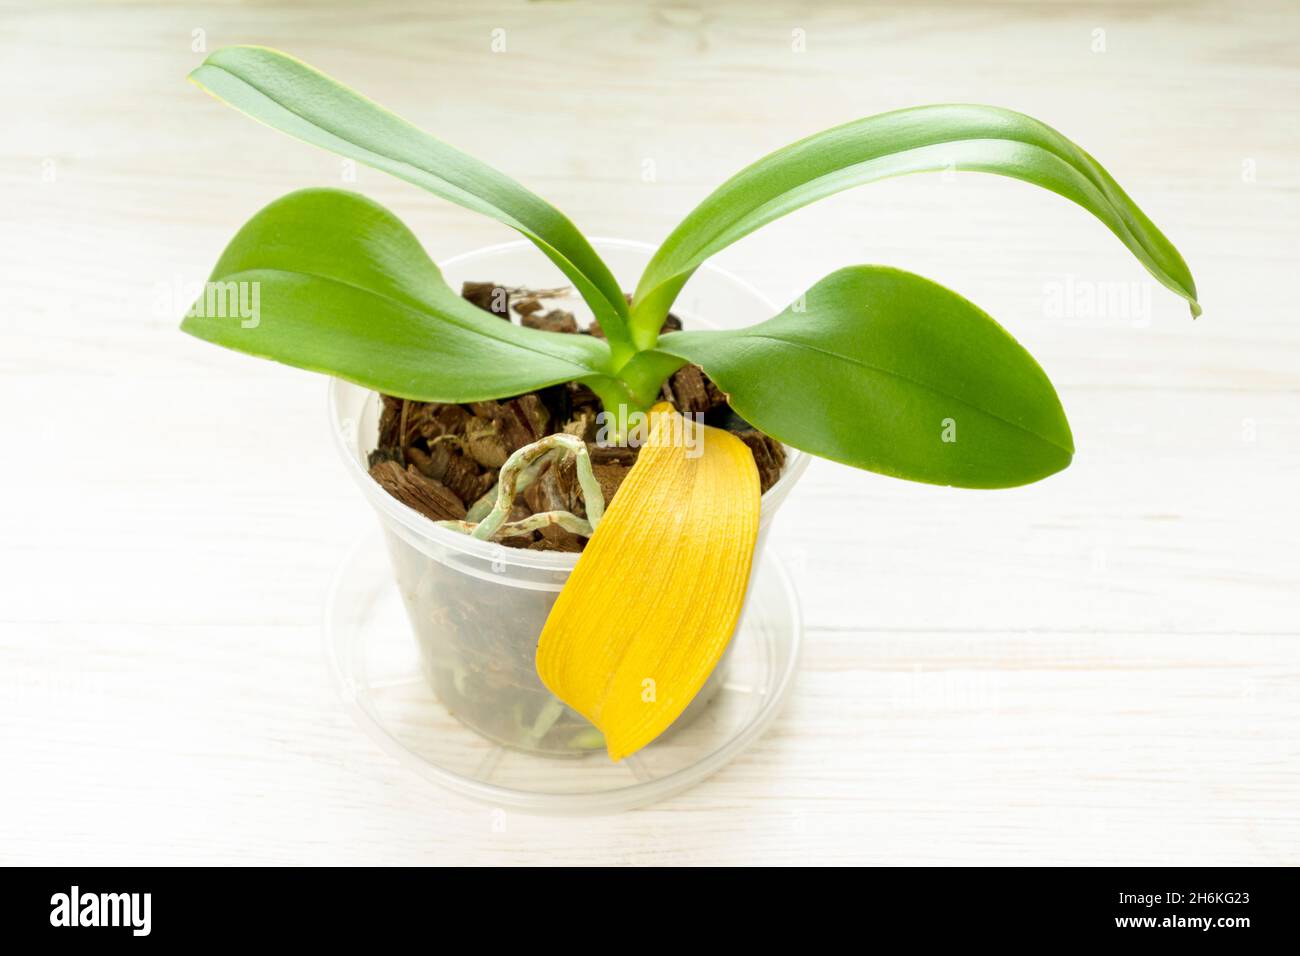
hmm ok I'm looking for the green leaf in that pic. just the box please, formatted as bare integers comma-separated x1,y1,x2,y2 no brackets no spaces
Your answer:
649,266,1074,488
181,188,615,402
189,45,635,360
632,104,1200,345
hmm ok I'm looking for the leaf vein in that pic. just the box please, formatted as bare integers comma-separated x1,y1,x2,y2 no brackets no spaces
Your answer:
737,331,1072,455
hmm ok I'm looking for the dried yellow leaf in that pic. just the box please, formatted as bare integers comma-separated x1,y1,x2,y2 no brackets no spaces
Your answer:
536,402,761,761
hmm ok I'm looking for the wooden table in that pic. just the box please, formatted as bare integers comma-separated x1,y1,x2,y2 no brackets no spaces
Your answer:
2,0,1296,865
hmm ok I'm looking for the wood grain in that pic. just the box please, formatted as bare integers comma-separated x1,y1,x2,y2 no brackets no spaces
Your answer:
1,0,1296,865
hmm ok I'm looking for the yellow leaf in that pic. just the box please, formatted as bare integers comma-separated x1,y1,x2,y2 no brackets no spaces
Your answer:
536,402,761,761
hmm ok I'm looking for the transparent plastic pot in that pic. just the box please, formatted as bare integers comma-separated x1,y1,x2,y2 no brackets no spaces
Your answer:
328,238,809,758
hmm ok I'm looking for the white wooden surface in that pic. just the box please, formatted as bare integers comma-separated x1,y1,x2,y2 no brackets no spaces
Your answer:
2,0,1297,865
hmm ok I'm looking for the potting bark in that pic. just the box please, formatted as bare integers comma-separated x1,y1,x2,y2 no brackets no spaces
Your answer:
367,281,785,552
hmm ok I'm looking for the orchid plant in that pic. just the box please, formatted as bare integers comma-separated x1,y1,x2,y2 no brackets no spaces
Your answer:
183,47,1199,759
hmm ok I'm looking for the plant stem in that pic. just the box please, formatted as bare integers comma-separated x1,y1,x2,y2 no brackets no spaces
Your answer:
615,350,688,408
584,377,645,435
